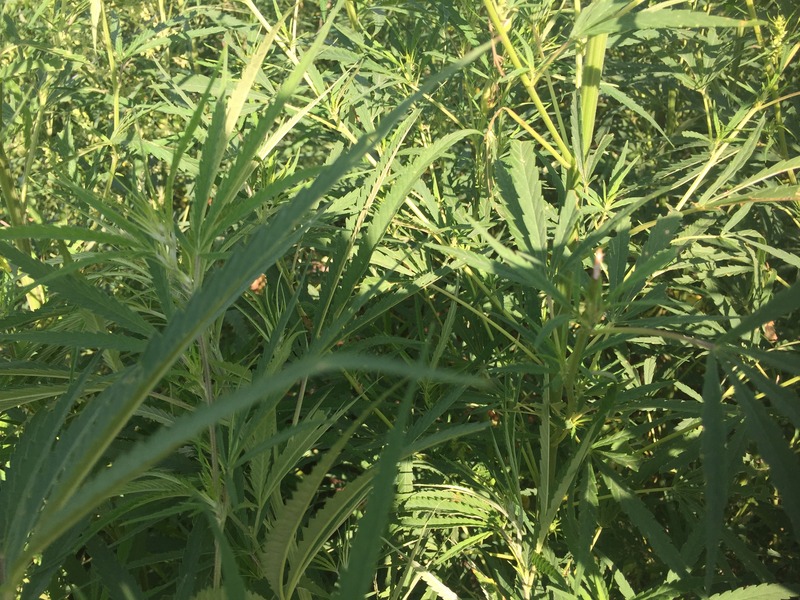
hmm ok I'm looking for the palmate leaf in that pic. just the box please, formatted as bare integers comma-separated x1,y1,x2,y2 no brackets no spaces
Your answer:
405,422,489,456
0,357,98,567
174,517,209,600
560,193,650,282
406,386,471,440
539,379,552,532
332,383,415,600
708,184,800,208
401,489,496,520
18,519,88,600
192,77,229,235
724,362,800,542
0,382,109,412
734,346,800,377
260,398,368,598
718,280,800,344
203,20,330,251
614,212,682,305
495,140,549,261
2,42,490,599
573,3,749,39
697,118,764,206
18,356,477,587
241,412,331,513
56,180,152,248
332,123,478,333
572,464,599,597
0,361,72,378
731,359,800,429
84,535,145,600
597,463,689,579
289,423,491,597
600,82,668,142
194,10,309,247
429,235,566,303
706,583,800,600
209,512,248,600
700,354,727,592
286,469,375,593
0,224,131,246
0,241,153,336
0,331,146,353
315,108,421,333
164,64,217,211
538,391,613,551
735,235,800,271
553,189,580,267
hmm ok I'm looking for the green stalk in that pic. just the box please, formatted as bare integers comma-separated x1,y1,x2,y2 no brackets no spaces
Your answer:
483,0,573,168
745,0,796,184
100,3,121,199
0,143,29,256
344,0,362,32
199,334,225,588
0,96,44,309
579,33,608,160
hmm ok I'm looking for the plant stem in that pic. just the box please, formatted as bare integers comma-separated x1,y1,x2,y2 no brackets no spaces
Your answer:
199,335,224,588
483,0,573,168
579,34,608,159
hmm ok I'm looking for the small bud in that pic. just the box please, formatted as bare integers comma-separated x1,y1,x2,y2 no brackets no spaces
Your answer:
593,247,604,281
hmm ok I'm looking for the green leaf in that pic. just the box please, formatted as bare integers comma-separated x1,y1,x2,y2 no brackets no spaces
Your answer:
192,84,229,233
0,358,98,566
332,384,415,600
726,364,800,542
0,224,131,245
538,393,611,550
732,359,800,430
598,463,689,578
0,241,154,336
497,140,549,260
614,212,681,304
538,379,552,538
697,119,764,206
0,331,146,353
207,513,247,600
707,583,800,600
573,464,599,596
261,398,369,597
287,469,375,595
608,219,630,292
574,3,750,38
718,280,800,344
0,382,108,412
164,71,217,210
701,354,727,592
12,39,490,583
600,83,667,141
174,517,209,600
84,535,145,600
17,352,471,589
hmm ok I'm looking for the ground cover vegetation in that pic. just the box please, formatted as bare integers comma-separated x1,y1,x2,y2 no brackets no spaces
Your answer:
0,0,799,598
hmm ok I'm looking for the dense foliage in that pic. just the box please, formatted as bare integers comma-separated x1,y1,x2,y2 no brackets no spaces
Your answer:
1,0,799,598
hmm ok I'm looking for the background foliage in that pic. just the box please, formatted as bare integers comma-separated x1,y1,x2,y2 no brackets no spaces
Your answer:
1,0,799,598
